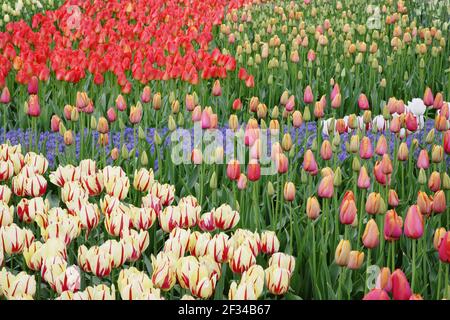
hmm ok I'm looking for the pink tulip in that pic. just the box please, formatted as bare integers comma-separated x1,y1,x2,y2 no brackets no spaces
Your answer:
358,94,369,110
404,205,424,239
363,289,390,300
0,87,10,104
28,76,39,95
303,86,313,104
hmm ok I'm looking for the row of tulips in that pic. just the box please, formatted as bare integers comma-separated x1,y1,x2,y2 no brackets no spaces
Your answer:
0,0,448,134
1,91,450,300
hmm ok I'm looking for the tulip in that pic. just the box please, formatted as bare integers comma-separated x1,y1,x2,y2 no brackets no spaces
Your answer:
365,192,381,215
268,253,295,275
0,87,10,104
384,209,403,241
207,233,231,263
50,115,61,132
28,76,39,95
275,153,289,174
97,117,109,134
129,104,143,124
303,149,318,175
404,205,424,239
27,95,40,117
0,202,13,226
438,231,450,263
347,251,364,270
261,231,280,255
152,93,162,110
391,269,412,300
247,160,260,182
405,112,418,132
64,130,74,145
115,94,127,112
141,86,151,103
133,168,154,192
444,131,450,154
359,136,373,159
358,93,369,110
317,175,334,198
213,204,240,230
0,224,25,254
331,93,341,109
306,196,321,220
335,240,351,266
320,140,332,160
417,191,433,216
227,160,240,180
303,86,313,104
230,245,256,274
428,171,441,192
339,192,357,225
397,142,409,161
363,289,390,300
423,87,434,106
285,95,295,112
212,80,222,96
283,182,295,202
416,149,429,169
375,135,388,155
0,185,11,204
236,173,247,190
357,166,370,189
362,219,380,249
432,190,446,214
376,267,392,292
434,228,447,250
265,266,290,295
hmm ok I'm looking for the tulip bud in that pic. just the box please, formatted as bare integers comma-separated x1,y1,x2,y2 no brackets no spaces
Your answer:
333,167,342,187
209,172,217,190
418,168,427,185
303,106,311,122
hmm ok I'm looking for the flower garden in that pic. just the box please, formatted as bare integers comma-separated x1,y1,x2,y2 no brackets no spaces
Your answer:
0,0,449,300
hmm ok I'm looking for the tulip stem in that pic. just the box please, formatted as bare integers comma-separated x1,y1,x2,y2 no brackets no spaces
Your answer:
289,203,293,254
2,106,6,142
365,249,371,295
337,267,345,300
390,241,395,271
412,239,416,292
445,264,449,299
437,261,442,300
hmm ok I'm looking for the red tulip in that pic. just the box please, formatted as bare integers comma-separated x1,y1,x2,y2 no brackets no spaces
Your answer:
391,269,412,300
443,130,450,154
438,231,450,263
247,160,260,182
